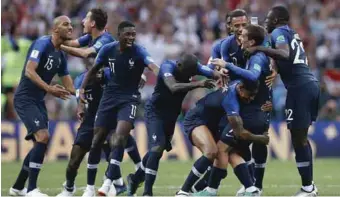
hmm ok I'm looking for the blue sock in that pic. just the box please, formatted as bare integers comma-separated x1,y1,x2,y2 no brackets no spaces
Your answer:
126,135,141,165
181,156,212,192
208,167,227,189
234,163,253,188
247,161,255,183
193,166,211,192
102,142,111,162
87,147,101,185
28,142,47,192
107,146,124,182
253,143,267,189
13,150,31,190
143,151,162,196
132,152,149,183
294,142,312,186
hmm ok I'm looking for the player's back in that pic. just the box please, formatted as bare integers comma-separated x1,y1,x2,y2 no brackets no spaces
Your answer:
100,42,149,97
15,35,68,101
271,25,317,88
148,60,188,116
195,89,228,129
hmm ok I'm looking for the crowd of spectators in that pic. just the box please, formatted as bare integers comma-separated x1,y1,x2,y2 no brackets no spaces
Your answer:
2,0,340,121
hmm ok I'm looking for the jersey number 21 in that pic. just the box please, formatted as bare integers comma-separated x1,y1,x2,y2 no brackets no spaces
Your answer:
290,34,308,65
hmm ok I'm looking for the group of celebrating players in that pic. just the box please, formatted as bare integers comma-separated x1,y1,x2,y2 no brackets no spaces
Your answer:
8,4,320,197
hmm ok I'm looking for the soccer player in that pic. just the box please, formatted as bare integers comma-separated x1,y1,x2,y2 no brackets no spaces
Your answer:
177,79,269,196
55,9,142,197
199,24,272,196
247,5,320,196
61,8,114,58
125,54,226,196
9,16,74,197
79,21,159,197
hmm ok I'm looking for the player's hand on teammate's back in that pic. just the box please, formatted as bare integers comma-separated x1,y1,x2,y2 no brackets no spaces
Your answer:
79,89,88,104
199,79,216,89
48,84,71,100
261,101,273,112
265,69,277,88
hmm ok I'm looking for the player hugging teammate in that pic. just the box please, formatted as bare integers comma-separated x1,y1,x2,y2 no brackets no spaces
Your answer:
9,5,319,197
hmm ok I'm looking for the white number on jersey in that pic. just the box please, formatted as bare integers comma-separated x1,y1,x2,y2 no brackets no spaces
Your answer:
290,34,308,65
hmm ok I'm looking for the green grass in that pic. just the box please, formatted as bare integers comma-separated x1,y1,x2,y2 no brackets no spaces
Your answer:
2,159,340,196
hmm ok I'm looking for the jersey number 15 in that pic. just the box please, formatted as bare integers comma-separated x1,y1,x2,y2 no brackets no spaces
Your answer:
290,34,308,65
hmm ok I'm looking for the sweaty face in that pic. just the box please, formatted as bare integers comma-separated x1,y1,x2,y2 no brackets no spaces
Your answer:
119,27,136,48
82,12,94,34
57,18,73,40
265,10,276,33
230,16,248,39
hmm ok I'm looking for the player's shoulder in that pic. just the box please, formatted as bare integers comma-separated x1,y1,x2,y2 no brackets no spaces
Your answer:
102,41,118,50
160,59,176,70
252,51,269,61
100,32,116,42
34,35,52,47
221,35,235,46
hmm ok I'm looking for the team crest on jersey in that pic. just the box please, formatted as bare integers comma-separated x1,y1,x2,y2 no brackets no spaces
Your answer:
129,58,134,69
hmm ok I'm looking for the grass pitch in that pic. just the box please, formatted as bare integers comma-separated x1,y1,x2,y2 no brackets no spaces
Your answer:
1,159,340,196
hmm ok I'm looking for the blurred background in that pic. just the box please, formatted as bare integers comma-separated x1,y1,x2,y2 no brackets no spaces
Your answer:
2,0,340,121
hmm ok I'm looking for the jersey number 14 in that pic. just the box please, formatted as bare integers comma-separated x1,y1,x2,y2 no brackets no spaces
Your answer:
290,34,308,65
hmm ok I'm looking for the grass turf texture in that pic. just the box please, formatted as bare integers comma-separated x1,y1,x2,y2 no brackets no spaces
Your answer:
1,159,340,196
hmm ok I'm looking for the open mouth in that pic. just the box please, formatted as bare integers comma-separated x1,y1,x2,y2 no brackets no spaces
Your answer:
126,40,133,46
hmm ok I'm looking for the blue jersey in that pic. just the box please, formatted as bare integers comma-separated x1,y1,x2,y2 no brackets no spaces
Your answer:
74,68,111,114
77,32,115,55
270,25,317,88
207,38,227,69
226,52,271,106
95,42,154,97
220,35,246,81
149,60,214,118
15,36,69,101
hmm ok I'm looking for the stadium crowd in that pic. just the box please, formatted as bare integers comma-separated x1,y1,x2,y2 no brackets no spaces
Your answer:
1,0,340,121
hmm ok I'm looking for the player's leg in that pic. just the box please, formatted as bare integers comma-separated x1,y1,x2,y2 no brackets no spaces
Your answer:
229,151,260,196
104,102,139,195
287,82,319,195
126,134,142,170
84,127,109,196
127,152,150,195
193,140,229,196
178,125,218,195
13,101,49,196
252,143,267,191
9,150,31,196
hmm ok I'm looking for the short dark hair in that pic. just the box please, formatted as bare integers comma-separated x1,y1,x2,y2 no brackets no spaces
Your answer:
229,9,248,20
225,13,231,24
245,24,266,46
271,5,290,23
242,80,259,93
90,8,108,30
118,21,135,33
179,53,198,68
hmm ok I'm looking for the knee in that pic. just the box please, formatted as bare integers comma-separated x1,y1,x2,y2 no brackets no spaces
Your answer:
291,133,308,148
68,159,80,171
112,133,128,147
91,128,107,149
34,129,49,143
150,145,165,154
203,144,218,160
